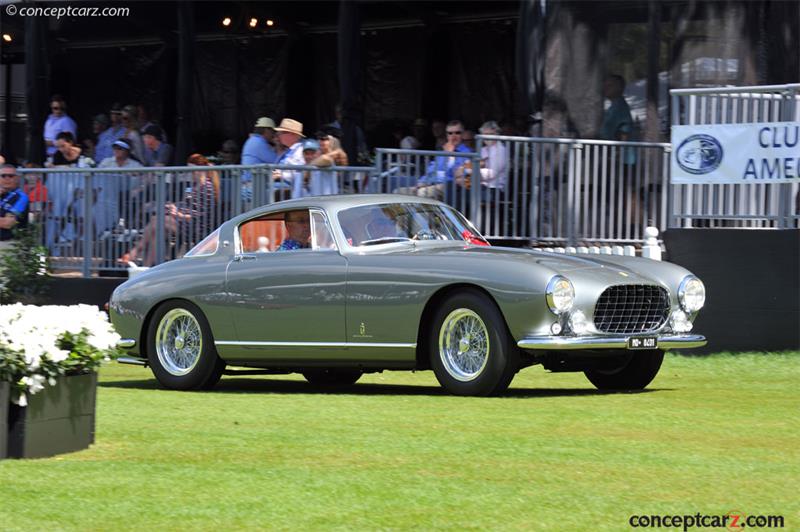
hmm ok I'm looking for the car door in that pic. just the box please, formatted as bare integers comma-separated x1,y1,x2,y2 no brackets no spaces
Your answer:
223,208,347,358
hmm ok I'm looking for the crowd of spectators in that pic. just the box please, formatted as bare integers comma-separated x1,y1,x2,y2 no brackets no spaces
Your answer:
0,92,518,261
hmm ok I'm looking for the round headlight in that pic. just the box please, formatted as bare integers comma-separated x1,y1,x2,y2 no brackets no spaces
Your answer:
678,276,706,312
546,276,575,314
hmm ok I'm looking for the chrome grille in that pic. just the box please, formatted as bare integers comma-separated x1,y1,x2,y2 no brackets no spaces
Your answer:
593,285,670,334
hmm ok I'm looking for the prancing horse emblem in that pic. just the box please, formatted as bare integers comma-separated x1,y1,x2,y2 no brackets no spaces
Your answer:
359,322,366,336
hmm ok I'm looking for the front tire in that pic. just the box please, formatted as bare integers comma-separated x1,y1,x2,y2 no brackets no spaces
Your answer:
147,300,225,390
584,350,664,390
429,290,518,396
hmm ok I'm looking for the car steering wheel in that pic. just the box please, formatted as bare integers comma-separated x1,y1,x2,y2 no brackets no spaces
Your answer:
412,229,438,241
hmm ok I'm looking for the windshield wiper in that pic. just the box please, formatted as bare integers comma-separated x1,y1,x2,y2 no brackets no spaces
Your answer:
360,236,412,246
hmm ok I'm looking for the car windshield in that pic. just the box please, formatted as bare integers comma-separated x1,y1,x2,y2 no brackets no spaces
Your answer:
337,203,486,247
184,228,219,256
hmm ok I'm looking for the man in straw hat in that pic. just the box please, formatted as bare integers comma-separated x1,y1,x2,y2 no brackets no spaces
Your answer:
240,116,278,202
273,118,306,200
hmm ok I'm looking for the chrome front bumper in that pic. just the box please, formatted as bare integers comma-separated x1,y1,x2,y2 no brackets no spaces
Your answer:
117,338,136,349
517,334,707,350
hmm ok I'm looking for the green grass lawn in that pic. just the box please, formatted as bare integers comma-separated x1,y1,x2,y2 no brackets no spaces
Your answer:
1,352,797,530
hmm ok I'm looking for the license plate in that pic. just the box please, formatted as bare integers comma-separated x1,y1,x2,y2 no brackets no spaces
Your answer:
627,336,658,350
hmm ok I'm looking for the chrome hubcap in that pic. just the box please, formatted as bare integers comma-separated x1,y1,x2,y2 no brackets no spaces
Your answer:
458,336,470,353
155,309,203,376
439,308,490,382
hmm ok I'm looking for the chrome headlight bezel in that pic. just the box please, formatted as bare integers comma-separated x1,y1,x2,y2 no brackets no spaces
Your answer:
678,275,706,313
546,275,575,314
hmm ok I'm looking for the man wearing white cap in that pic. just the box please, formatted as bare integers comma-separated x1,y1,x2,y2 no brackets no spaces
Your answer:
272,118,306,200
98,139,143,170
240,117,278,202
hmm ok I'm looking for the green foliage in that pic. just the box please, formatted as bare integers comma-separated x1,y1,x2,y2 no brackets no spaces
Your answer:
0,353,796,529
0,224,50,304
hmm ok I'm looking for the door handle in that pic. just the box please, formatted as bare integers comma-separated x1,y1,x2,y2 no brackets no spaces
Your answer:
233,255,257,262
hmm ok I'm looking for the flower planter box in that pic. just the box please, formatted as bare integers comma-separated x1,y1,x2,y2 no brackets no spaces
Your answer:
7,372,97,459
0,381,9,459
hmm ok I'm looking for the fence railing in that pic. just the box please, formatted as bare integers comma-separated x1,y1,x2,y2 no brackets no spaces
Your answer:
669,83,800,229
670,83,800,125
19,163,374,275
19,137,675,276
376,138,671,244
20,129,750,275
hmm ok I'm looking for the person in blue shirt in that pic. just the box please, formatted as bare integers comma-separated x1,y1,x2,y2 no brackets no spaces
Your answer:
394,120,472,201
273,118,307,200
0,164,29,246
142,125,174,166
599,74,640,228
240,117,278,201
600,74,637,165
277,210,311,251
600,75,633,141
108,103,127,141
43,95,78,159
93,114,116,164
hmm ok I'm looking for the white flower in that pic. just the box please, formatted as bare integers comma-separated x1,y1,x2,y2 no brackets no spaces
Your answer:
48,348,70,363
2,303,118,399
22,374,46,395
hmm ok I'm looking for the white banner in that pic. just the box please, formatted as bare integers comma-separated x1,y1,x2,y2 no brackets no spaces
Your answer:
671,121,800,184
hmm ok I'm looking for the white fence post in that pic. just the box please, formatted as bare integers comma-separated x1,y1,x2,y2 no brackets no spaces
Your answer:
641,226,662,261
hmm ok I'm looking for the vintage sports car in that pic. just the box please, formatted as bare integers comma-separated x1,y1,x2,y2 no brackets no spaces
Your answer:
110,194,706,396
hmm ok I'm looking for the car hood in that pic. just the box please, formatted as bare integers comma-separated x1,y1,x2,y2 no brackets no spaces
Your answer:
410,244,668,286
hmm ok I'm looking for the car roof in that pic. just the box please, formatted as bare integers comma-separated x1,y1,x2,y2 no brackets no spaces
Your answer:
232,194,446,221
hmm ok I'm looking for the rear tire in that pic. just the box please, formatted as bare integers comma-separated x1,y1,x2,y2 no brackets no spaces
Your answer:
147,300,225,390
584,350,664,390
429,290,518,396
302,369,362,386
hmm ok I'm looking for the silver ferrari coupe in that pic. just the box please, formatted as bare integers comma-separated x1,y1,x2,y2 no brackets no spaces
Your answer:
109,194,706,396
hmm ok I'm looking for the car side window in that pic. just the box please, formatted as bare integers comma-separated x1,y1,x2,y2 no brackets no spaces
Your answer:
237,215,287,253
237,209,337,254
310,210,337,251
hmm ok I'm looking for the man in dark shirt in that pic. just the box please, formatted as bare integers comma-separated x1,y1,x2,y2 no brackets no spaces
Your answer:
142,125,174,166
0,164,29,248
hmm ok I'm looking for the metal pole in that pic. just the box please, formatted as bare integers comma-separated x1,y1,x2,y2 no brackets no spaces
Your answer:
374,149,383,193
82,173,93,277
471,138,482,228
155,171,165,264
266,165,274,205
2,63,12,159
233,167,242,216
779,87,797,228
663,146,673,229
566,142,580,246
175,2,195,164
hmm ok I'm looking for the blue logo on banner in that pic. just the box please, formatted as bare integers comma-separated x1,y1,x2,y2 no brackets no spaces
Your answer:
676,134,723,175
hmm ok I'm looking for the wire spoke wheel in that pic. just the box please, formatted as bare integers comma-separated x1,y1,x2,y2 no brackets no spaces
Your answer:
438,308,490,382
155,308,203,376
